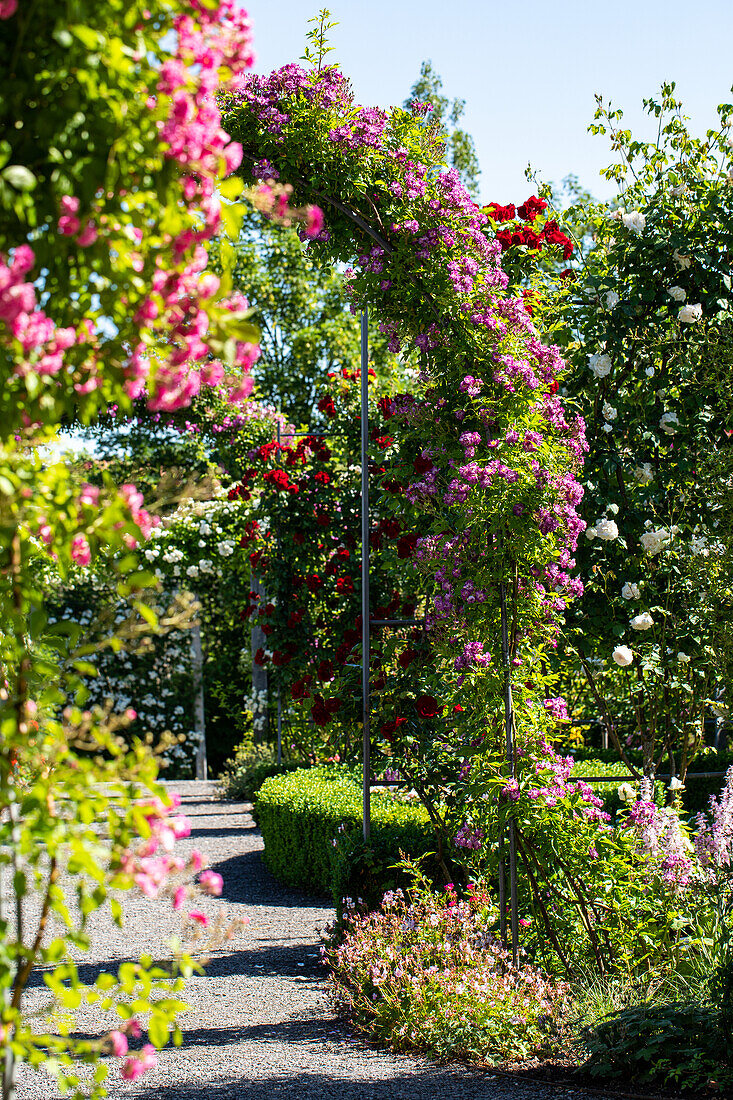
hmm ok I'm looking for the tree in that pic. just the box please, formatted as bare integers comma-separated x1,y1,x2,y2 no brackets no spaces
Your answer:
404,60,481,197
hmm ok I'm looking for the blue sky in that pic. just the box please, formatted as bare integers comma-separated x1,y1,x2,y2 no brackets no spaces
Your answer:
245,0,733,204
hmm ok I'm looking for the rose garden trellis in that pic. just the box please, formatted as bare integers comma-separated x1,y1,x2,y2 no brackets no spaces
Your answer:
220,61,635,974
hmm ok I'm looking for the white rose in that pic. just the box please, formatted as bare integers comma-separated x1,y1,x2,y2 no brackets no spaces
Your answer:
673,249,692,270
613,645,634,667
659,411,679,435
630,611,655,631
610,206,625,222
622,582,641,600
640,528,671,556
585,526,597,540
618,782,636,803
621,210,646,233
602,423,613,433
677,652,690,664
633,463,654,484
589,352,612,378
602,401,617,421
605,290,620,309
678,303,702,323
667,286,686,302
667,776,685,791
607,503,619,515
645,366,655,377
595,518,619,541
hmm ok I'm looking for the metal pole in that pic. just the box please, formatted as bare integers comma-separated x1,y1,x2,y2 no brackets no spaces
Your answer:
360,309,371,843
499,577,519,967
191,619,207,781
277,687,282,766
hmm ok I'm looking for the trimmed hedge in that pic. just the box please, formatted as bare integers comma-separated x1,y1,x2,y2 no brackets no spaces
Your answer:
571,753,733,816
255,766,437,911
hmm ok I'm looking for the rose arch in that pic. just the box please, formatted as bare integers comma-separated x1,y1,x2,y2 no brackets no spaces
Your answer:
219,63,612,970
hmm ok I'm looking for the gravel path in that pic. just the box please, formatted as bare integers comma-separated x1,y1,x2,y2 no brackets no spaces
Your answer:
15,781,620,1100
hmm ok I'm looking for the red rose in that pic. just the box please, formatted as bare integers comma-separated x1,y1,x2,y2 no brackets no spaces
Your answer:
495,229,513,251
397,535,419,559
317,659,335,682
413,455,434,474
517,195,547,222
381,518,402,538
288,611,304,627
398,649,416,669
261,623,273,636
317,395,336,418
263,468,291,492
293,531,305,545
272,650,291,667
486,201,516,223
336,577,354,594
415,694,441,720
254,648,266,667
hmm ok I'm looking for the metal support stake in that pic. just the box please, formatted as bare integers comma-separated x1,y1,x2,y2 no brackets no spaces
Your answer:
499,577,519,967
360,309,371,843
277,687,282,766
191,619,207,781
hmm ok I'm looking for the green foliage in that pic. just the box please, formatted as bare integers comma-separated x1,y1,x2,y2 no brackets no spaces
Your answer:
218,740,298,801
581,1002,730,1092
255,766,434,909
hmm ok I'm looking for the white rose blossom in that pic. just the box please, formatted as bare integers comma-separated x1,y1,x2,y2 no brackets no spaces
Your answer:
621,582,641,600
602,401,617,421
659,411,679,435
621,210,646,233
645,366,655,377
612,645,634,667
673,249,692,270
585,526,597,540
618,782,636,803
667,286,686,302
605,290,620,309
630,611,655,631
677,652,691,664
589,352,612,379
633,463,654,484
595,518,619,541
678,303,702,323
640,527,672,555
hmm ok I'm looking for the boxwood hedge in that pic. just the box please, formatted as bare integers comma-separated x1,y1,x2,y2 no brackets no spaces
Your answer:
255,766,439,912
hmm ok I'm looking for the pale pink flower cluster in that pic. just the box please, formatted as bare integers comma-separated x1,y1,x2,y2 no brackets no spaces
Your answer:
694,765,733,869
623,799,695,888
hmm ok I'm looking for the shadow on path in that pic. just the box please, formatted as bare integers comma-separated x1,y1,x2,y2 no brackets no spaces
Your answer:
213,849,331,911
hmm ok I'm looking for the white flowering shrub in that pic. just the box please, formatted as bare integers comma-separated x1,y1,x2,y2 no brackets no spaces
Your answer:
535,83,733,778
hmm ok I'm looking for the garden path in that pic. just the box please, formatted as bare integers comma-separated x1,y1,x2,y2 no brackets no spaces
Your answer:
17,781,618,1100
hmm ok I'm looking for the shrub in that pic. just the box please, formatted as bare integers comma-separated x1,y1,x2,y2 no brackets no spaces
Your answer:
581,1002,731,1093
218,740,299,801
324,875,569,1065
255,766,436,908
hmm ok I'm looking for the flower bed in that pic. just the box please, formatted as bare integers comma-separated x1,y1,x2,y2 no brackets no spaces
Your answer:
324,878,569,1065
255,766,435,909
